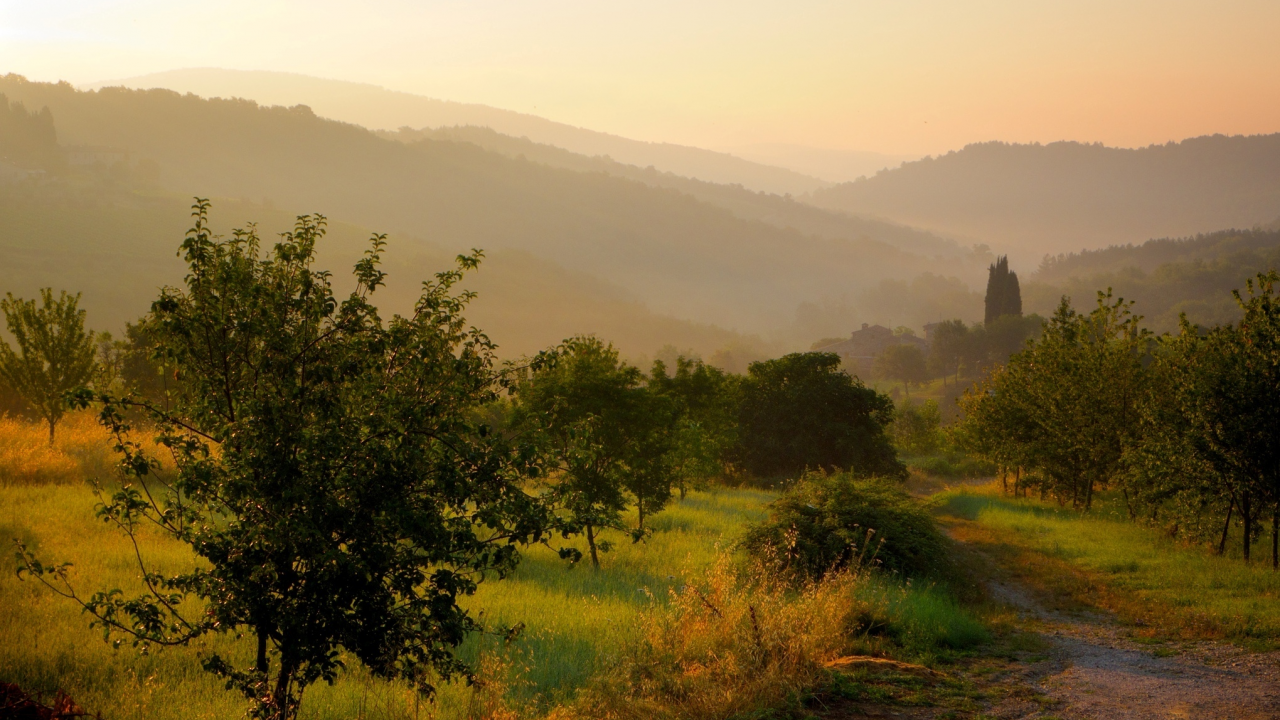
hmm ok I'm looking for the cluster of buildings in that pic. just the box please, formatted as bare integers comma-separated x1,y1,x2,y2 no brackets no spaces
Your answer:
812,322,938,375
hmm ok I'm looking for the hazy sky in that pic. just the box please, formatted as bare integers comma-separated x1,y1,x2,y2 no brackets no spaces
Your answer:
3,0,1280,155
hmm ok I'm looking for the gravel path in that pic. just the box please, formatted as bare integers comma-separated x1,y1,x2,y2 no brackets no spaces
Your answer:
981,569,1280,719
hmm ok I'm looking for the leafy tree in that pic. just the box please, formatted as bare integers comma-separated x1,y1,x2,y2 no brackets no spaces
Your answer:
1135,274,1280,565
649,356,738,498
0,288,96,442
984,255,1022,326
734,352,903,481
18,202,561,719
513,336,666,564
874,343,929,398
927,319,968,386
890,399,942,456
960,291,1149,509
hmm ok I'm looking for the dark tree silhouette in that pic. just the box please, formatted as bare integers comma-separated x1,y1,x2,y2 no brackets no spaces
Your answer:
984,255,1022,326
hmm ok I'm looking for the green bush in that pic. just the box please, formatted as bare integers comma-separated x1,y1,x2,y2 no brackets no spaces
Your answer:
741,471,948,580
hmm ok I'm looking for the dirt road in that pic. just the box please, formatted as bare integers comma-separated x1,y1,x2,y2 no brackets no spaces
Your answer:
825,536,1280,719
981,575,1280,719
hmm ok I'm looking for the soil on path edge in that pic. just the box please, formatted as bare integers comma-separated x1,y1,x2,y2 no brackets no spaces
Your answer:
820,527,1280,719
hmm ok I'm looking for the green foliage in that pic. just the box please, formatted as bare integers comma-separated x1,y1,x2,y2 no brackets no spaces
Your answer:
1131,272,1280,564
926,319,967,383
873,344,929,398
1029,229,1280,332
513,336,669,564
734,352,903,482
18,201,561,719
648,355,738,498
958,291,1149,509
741,471,948,580
0,288,96,442
983,255,1022,325
890,400,942,456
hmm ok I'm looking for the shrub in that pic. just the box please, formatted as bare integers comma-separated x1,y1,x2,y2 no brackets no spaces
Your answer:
890,399,942,455
554,554,986,720
741,471,948,580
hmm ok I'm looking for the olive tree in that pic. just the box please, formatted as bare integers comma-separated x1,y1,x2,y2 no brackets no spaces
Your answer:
18,201,562,719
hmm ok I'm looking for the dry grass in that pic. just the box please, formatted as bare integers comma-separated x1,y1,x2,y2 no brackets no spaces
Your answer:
0,411,122,486
548,555,987,720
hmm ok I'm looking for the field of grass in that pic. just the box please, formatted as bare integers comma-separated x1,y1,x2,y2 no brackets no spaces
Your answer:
0,411,988,719
937,484,1280,646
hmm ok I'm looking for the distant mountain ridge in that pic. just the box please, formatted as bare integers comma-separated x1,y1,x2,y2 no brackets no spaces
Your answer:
85,68,830,196
806,136,1280,259
0,74,988,340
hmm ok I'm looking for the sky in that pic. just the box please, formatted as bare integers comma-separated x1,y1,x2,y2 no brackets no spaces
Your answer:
3,0,1280,156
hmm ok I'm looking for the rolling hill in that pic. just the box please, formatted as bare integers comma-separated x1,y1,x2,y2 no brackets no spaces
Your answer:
1024,228,1280,332
86,68,828,196
0,187,760,362
806,137,1280,260
0,75,989,339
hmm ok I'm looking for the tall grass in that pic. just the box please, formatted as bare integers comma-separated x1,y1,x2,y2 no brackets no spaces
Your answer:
0,413,985,719
552,557,986,720
939,485,1280,643
0,411,121,486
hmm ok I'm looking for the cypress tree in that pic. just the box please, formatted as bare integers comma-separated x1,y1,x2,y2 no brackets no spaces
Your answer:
985,256,1022,325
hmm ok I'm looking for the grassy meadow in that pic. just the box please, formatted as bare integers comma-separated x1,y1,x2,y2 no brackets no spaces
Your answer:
938,484,1280,646
0,411,986,719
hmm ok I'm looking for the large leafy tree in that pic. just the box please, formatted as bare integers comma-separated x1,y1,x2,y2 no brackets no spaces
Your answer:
927,319,968,386
648,356,739,499
960,291,1149,510
873,343,929,398
513,336,667,565
0,288,96,442
734,352,902,481
19,201,560,719
1136,274,1280,565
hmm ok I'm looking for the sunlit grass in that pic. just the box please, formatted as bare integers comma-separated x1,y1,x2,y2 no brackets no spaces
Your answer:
0,456,773,719
937,484,1280,644
0,411,982,718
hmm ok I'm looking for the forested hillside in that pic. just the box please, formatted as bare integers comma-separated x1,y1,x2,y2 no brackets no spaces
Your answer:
0,75,987,337
807,137,1280,257
89,68,828,195
1024,229,1280,331
0,186,755,360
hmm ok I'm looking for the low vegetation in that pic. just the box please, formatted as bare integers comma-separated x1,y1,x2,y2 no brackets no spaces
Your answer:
742,471,948,581
939,485,1280,646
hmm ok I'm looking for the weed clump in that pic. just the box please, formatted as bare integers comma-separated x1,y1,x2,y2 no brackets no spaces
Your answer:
741,471,949,580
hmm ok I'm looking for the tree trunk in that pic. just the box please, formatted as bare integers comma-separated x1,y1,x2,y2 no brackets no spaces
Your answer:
1217,497,1235,556
638,501,646,531
1273,504,1278,572
1242,491,1252,563
256,628,269,674
1085,476,1095,512
586,523,600,568
47,417,56,445
270,657,296,720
